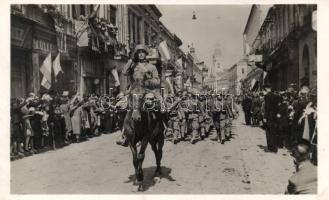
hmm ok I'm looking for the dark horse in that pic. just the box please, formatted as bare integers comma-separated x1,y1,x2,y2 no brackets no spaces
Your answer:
123,95,165,191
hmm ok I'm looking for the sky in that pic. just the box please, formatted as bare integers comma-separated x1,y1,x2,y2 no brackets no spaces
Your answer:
157,5,251,69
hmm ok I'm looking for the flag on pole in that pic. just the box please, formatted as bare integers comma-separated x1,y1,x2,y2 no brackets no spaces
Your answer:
41,76,51,90
40,52,52,89
111,68,120,87
158,40,171,61
88,4,100,19
263,71,268,84
53,52,63,82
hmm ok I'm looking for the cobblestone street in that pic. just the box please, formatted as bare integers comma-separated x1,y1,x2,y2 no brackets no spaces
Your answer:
11,107,294,194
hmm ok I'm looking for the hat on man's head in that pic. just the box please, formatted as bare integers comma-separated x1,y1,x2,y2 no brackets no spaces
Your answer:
62,91,69,97
133,44,149,58
300,85,310,94
291,143,310,162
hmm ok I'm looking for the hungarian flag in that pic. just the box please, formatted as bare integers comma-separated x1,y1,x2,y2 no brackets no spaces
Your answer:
158,40,171,61
41,77,51,90
53,52,64,82
111,68,120,87
40,53,52,89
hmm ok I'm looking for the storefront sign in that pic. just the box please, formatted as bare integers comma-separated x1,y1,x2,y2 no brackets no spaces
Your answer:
33,39,57,52
11,24,32,48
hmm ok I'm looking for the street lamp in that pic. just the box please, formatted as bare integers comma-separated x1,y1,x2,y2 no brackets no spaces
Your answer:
192,11,197,20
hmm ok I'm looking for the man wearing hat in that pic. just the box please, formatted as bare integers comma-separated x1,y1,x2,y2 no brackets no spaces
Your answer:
263,84,281,153
242,93,252,126
186,89,204,144
22,106,36,153
11,98,26,156
165,93,183,144
179,89,189,141
285,144,317,194
117,44,161,146
223,93,234,141
60,91,72,143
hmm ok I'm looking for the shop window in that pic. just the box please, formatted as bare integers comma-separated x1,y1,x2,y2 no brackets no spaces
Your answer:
128,9,141,46
109,5,117,26
80,5,86,17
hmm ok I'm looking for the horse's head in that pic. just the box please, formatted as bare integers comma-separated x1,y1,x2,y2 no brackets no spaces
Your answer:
142,93,158,112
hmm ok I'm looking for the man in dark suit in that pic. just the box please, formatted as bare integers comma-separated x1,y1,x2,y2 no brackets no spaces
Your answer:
285,143,317,194
263,84,281,153
242,94,252,125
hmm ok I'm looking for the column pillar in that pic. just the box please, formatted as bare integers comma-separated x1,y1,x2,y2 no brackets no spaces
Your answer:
32,52,40,94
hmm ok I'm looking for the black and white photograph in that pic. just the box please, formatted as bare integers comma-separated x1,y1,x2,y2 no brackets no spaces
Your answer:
3,1,326,197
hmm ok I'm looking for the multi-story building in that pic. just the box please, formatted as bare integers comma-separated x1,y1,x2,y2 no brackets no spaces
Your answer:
11,5,77,98
244,4,317,91
227,59,249,95
11,4,189,97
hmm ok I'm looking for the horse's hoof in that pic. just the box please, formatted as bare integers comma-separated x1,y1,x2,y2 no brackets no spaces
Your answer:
137,184,144,192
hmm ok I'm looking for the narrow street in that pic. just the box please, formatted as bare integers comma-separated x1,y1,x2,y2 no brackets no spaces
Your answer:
11,107,294,194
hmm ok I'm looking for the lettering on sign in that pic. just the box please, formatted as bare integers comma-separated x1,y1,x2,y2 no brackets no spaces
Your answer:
33,39,56,52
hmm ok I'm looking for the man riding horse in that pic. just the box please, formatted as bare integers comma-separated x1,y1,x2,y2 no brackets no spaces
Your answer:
119,44,165,191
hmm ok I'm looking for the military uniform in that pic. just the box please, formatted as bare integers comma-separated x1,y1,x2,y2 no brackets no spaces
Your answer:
186,91,203,144
198,95,208,139
208,95,225,143
179,92,189,140
117,44,161,146
166,95,183,144
223,95,234,140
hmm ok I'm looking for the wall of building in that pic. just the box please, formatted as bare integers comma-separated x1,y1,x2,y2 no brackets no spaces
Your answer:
298,30,317,89
243,5,272,55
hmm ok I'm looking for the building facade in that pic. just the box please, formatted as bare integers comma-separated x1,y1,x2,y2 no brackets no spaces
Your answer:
11,5,77,98
11,4,187,98
244,4,317,91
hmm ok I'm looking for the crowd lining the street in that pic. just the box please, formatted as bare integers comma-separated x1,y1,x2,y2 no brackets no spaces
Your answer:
240,82,317,194
10,91,127,159
10,88,240,160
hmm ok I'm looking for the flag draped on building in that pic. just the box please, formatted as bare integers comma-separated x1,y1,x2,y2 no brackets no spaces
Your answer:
40,53,52,89
53,52,64,81
158,40,171,61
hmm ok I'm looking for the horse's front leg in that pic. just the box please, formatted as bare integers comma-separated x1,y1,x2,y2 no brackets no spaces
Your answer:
151,139,163,177
136,137,149,191
128,143,139,184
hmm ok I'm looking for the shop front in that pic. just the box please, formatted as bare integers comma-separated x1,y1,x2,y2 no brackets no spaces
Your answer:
11,15,33,98
79,50,106,96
